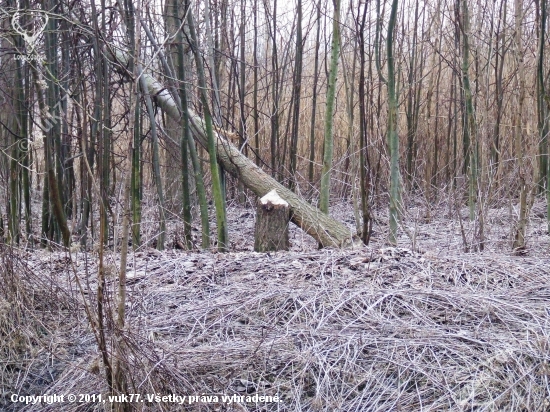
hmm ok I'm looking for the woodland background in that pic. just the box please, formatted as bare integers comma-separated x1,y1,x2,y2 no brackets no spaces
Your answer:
1,0,550,410
0,0,548,251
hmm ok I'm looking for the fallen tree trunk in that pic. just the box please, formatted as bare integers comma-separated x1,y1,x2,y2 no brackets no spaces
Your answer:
115,51,359,248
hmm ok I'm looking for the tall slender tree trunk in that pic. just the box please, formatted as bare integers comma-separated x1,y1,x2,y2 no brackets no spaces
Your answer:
319,0,341,214
253,0,260,166
513,0,528,251
101,0,111,246
270,0,280,178
171,0,209,248
536,0,550,232
186,2,228,251
405,0,419,185
289,0,303,192
31,56,70,246
342,2,357,200
460,2,473,204
492,0,507,178
460,0,483,250
376,0,400,245
357,0,372,244
308,0,321,188
10,40,22,244
140,73,166,250
130,99,142,248
386,0,399,246
238,0,247,202
205,0,228,215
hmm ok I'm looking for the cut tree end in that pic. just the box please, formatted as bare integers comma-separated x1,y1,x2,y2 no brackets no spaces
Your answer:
260,189,289,208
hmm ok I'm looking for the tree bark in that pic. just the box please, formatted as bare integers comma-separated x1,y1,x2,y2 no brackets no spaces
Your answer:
289,0,303,192
513,0,529,251
185,4,228,251
376,0,400,245
254,190,289,252
308,0,321,187
319,0,341,214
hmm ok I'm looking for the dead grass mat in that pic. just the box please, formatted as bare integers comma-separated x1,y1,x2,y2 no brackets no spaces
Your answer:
1,245,550,411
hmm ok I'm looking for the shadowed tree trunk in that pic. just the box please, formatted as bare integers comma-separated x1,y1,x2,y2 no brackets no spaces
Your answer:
513,0,529,251
31,67,70,247
319,0,341,214
376,0,400,245
357,0,373,244
308,0,321,188
289,0,303,192
460,0,483,250
269,0,280,178
186,2,228,251
140,72,166,250
253,0,261,166
170,0,210,249
535,0,550,232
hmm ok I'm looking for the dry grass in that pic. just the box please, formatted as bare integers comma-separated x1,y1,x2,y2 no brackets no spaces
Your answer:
1,237,550,411
0,245,81,409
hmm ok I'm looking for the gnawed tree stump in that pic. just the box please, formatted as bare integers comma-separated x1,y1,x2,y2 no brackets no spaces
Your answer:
114,49,360,248
254,190,289,252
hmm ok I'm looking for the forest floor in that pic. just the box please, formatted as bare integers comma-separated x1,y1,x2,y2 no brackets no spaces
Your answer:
1,197,550,411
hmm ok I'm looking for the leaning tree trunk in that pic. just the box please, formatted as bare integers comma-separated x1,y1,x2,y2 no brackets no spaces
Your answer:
112,51,358,248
